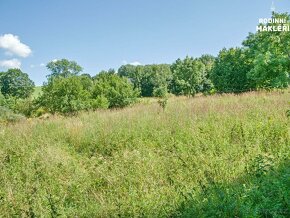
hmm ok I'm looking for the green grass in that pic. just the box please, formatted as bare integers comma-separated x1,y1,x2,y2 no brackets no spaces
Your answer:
32,86,42,99
0,90,289,217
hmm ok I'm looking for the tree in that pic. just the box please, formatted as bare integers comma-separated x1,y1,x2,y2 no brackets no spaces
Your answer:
93,71,138,108
81,73,92,79
0,69,35,98
170,56,205,96
39,76,91,114
210,48,252,93
118,64,172,97
198,55,216,93
145,64,172,97
46,59,83,79
243,12,290,89
37,60,93,114
118,65,142,93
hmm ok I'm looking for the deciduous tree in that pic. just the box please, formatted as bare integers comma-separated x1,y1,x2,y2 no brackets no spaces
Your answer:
0,69,35,98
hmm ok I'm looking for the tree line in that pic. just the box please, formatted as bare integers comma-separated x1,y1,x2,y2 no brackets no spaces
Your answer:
0,12,289,117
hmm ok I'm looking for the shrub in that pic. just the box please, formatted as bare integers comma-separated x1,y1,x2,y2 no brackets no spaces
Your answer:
93,72,139,108
39,76,92,114
13,98,36,117
153,86,168,97
91,95,109,109
0,106,24,123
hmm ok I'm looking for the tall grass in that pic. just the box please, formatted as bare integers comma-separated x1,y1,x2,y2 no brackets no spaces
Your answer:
0,90,289,217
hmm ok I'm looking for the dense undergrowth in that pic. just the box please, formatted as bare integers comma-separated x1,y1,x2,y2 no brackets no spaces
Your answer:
0,90,289,217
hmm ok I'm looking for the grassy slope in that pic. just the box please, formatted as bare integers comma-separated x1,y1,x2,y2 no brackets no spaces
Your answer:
0,91,289,217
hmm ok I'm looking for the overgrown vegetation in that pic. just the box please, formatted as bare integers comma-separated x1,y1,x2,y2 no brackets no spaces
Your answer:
0,91,289,217
0,12,289,217
0,13,289,117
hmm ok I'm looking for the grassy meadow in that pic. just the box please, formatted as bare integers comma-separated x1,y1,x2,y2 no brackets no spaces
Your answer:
0,90,289,217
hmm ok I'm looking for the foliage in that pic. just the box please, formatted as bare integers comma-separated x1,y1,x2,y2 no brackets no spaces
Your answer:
118,64,172,97
39,76,92,114
32,86,43,99
157,95,168,111
211,48,252,93
243,12,290,89
179,161,289,217
0,69,35,99
0,106,24,123
91,95,109,109
13,98,36,117
0,91,288,217
198,54,216,93
93,71,139,108
0,92,7,106
46,59,83,79
170,56,205,96
153,85,168,97
0,90,36,117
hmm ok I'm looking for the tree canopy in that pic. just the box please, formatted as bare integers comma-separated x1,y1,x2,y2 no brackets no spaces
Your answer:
118,64,172,97
93,71,139,108
211,48,252,93
39,76,91,114
0,69,35,99
1,13,290,117
243,12,290,89
170,56,205,96
46,59,83,79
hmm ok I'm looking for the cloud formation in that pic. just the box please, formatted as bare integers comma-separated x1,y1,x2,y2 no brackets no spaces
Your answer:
0,34,32,57
130,61,141,66
0,59,21,69
122,60,142,66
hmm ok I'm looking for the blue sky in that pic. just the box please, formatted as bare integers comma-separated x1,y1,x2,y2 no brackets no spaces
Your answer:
0,0,289,85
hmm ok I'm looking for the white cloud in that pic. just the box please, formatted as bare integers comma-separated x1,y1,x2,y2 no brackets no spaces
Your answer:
0,59,21,69
122,60,142,66
0,34,32,57
40,63,45,67
30,64,35,68
130,61,141,66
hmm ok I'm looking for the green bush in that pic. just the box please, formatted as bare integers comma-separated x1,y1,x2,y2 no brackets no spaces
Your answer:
39,76,92,114
93,72,139,108
34,107,47,117
0,106,24,123
153,86,168,97
91,95,109,109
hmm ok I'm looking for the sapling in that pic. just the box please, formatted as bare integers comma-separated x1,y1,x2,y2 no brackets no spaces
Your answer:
158,95,168,111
